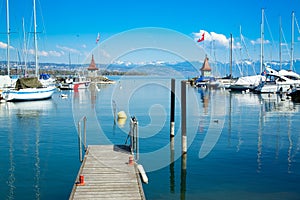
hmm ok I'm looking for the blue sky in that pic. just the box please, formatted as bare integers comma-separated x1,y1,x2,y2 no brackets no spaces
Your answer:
0,0,299,64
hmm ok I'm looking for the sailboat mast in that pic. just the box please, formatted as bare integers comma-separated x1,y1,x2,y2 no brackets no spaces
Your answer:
22,17,27,76
260,8,264,74
291,11,295,71
33,0,38,77
69,52,71,66
279,16,282,70
230,33,233,79
239,25,244,76
6,0,10,76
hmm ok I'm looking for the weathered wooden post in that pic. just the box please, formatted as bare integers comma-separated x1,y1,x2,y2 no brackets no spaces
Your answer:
170,78,175,137
180,81,187,198
181,81,187,154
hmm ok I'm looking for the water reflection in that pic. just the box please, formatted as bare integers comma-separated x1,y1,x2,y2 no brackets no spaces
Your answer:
7,121,15,200
0,99,55,200
260,93,297,114
2,99,55,118
72,86,113,145
197,87,210,115
170,88,300,198
180,154,187,200
197,88,227,159
170,137,175,193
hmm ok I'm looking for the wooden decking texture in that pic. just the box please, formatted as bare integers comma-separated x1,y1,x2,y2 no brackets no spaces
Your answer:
69,145,145,200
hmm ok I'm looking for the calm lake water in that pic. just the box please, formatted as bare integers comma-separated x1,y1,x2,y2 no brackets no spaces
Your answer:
1,76,300,200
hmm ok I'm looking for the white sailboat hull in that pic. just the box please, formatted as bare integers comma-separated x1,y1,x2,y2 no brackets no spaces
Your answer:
255,82,298,93
254,67,300,93
3,86,56,102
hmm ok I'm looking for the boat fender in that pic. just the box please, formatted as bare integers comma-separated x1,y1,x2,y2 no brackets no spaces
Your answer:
137,164,148,184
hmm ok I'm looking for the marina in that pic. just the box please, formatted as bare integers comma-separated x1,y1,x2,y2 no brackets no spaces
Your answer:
1,77,300,199
0,0,300,199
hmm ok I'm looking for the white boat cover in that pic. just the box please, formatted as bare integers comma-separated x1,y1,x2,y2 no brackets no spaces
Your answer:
0,75,13,88
234,75,265,86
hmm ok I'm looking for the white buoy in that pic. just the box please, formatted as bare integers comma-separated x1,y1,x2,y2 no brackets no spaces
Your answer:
137,164,148,184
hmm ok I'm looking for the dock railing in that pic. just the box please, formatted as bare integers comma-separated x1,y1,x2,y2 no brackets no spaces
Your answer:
77,116,87,162
129,116,139,161
77,115,139,162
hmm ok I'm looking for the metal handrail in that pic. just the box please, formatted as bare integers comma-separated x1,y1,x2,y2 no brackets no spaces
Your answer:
129,116,139,161
78,116,87,162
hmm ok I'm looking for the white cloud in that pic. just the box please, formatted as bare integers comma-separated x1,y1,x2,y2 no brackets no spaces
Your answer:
56,45,80,54
0,42,8,49
193,30,232,48
48,50,63,57
250,38,270,45
27,49,62,57
0,41,14,49
211,31,230,47
39,50,49,57
82,44,87,49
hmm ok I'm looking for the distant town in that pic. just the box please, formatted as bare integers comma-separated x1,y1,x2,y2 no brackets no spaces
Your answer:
0,61,147,77
0,59,299,78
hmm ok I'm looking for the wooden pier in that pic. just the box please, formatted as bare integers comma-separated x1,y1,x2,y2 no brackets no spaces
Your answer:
69,145,145,200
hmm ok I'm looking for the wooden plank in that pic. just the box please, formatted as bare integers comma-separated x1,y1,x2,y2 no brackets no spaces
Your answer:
69,145,145,200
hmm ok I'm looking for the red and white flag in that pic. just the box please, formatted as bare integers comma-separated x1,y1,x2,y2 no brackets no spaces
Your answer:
197,33,205,42
96,33,100,44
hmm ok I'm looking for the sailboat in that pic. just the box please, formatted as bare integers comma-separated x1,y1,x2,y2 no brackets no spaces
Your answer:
287,11,300,101
229,22,266,92
2,0,56,102
0,0,17,98
255,11,300,94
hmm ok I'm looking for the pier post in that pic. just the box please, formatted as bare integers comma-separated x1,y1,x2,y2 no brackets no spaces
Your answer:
170,79,175,137
181,81,187,154
170,137,175,193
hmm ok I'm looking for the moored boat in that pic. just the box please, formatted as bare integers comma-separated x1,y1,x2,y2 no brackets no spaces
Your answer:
2,0,56,102
58,76,90,90
2,77,56,102
254,67,300,93
229,75,265,92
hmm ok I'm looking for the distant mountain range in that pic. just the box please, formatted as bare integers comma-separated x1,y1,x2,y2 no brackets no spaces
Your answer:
100,59,300,78
0,59,299,78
